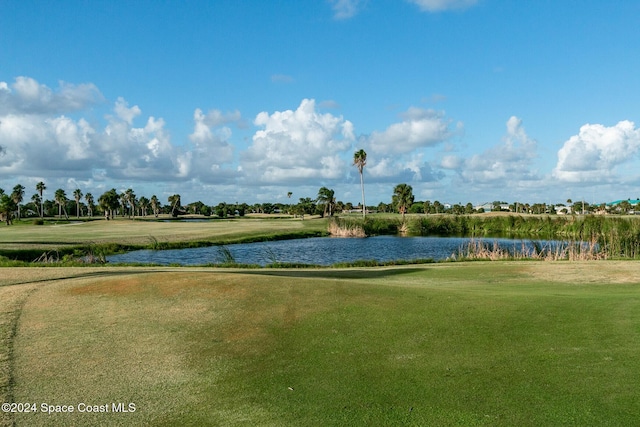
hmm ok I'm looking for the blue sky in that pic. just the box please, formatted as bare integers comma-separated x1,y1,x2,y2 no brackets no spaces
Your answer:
1,0,640,207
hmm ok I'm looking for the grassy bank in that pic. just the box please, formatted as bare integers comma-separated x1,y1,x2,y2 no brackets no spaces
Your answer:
0,217,328,262
3,263,640,426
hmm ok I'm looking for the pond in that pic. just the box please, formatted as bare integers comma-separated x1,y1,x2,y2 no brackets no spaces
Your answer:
106,236,569,266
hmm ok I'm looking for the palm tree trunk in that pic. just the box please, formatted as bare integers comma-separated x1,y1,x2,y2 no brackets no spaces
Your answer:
359,171,366,220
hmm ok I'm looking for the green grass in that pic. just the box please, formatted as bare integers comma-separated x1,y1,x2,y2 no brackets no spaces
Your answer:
0,216,328,261
4,262,640,426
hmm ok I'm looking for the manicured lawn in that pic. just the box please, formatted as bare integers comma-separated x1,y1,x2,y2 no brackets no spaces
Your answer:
0,216,327,256
3,262,640,426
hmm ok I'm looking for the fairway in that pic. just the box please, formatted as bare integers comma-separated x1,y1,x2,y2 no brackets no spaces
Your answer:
0,217,326,254
2,262,640,426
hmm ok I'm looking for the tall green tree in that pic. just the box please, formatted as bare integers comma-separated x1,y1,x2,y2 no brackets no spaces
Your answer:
98,189,120,219
31,193,42,217
36,181,46,218
73,188,83,218
392,183,414,221
168,194,181,217
316,187,336,217
0,194,17,225
138,196,149,217
353,149,367,219
11,184,25,219
125,188,136,219
150,195,160,217
85,193,94,217
54,188,69,219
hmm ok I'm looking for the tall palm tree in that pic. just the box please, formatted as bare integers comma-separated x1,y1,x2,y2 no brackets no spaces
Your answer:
150,195,159,217
36,181,46,218
353,149,367,219
31,193,42,217
85,193,94,217
316,187,336,217
0,194,16,225
73,188,83,218
125,188,136,219
98,189,120,219
11,184,25,219
392,183,414,221
138,196,149,217
168,194,181,217
54,188,68,219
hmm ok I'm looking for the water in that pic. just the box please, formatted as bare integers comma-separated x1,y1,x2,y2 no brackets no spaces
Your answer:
106,236,564,266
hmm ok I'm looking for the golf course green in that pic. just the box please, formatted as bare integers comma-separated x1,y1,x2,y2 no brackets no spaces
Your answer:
2,261,640,426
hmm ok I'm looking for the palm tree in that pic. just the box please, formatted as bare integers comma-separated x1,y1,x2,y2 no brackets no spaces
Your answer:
54,188,68,219
85,193,94,217
138,196,149,217
150,195,160,217
316,187,336,217
0,194,17,225
36,181,46,218
168,194,181,217
11,184,25,219
73,188,83,218
353,149,367,219
31,193,42,217
98,189,120,219
392,183,414,221
119,192,127,217
124,188,136,219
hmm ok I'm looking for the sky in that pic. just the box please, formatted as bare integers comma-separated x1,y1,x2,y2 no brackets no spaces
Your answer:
1,0,640,207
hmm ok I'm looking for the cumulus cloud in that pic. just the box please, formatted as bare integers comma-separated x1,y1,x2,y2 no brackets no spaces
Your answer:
368,108,455,155
113,97,141,125
407,0,477,12
367,153,444,183
553,121,640,183
0,76,103,115
242,99,354,184
186,108,239,182
329,0,366,19
447,116,538,184
0,80,181,180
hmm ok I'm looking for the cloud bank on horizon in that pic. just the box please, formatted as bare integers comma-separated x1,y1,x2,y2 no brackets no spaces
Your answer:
1,0,639,205
2,76,638,205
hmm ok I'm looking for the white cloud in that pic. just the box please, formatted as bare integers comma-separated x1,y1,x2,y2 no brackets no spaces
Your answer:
368,108,455,154
329,0,366,20
407,0,477,12
453,116,539,184
242,99,354,184
0,76,103,115
186,108,238,182
113,97,141,125
368,154,441,183
553,121,640,183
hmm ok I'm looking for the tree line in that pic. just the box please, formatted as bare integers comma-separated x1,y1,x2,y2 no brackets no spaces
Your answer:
0,150,632,224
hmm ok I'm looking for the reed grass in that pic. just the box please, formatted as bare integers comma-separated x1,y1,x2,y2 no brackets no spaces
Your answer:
335,214,640,259
452,238,604,261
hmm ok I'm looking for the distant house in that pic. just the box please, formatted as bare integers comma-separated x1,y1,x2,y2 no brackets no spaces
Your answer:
474,202,493,211
474,202,509,212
